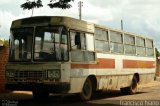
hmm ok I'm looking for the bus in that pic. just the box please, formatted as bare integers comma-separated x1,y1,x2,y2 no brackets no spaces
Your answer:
5,16,156,101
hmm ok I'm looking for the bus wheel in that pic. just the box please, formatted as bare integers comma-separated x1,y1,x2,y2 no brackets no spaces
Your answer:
129,76,138,94
32,91,49,100
80,78,93,101
120,76,137,95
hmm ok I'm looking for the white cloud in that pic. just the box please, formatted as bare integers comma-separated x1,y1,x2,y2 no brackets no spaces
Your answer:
0,0,160,49
0,0,12,4
0,11,15,39
87,0,160,48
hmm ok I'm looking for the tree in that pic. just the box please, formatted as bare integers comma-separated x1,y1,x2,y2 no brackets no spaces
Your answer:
21,0,74,15
3,40,9,47
155,48,160,58
0,39,9,47
21,0,43,16
48,0,74,9
21,0,43,10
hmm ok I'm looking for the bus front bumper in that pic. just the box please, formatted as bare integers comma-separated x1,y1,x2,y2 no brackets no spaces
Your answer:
5,82,70,93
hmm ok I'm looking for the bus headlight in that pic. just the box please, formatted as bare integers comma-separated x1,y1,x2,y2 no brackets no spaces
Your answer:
6,71,15,78
48,70,60,79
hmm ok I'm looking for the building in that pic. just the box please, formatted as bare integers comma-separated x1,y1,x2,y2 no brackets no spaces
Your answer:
0,39,9,92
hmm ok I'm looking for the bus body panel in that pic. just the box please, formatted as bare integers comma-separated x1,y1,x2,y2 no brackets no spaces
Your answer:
69,53,155,93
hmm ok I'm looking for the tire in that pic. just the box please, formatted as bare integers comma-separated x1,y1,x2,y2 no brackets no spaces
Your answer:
80,78,93,101
120,87,128,94
129,76,138,94
32,91,49,100
120,76,138,95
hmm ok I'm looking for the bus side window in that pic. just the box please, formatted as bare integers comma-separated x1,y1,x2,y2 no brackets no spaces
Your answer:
75,32,81,49
70,31,86,50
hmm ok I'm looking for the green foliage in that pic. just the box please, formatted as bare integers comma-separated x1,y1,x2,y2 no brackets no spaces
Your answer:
155,48,160,58
48,0,74,9
21,0,74,10
3,40,9,47
21,0,43,10
0,40,9,47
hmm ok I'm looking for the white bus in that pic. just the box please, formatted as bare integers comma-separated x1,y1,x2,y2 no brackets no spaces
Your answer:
5,16,156,101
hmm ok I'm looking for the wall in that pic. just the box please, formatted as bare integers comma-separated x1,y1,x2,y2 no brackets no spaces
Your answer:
0,47,9,92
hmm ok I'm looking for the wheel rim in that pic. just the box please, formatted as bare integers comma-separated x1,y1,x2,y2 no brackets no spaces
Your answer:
81,78,92,100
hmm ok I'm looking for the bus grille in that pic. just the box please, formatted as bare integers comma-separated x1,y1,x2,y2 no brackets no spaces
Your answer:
15,71,46,79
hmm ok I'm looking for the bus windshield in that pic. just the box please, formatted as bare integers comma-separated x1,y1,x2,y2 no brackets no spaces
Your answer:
34,26,68,61
9,27,33,61
9,26,68,62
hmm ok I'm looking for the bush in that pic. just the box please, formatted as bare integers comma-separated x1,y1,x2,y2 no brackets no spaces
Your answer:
0,40,9,47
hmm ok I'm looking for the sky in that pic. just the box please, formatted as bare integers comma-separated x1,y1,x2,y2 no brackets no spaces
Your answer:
0,0,160,49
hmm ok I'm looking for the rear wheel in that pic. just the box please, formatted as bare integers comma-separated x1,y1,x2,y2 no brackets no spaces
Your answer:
80,78,93,101
129,76,138,94
120,76,138,94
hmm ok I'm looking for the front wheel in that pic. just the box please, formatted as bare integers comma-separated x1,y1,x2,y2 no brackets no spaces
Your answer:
80,78,93,101
32,91,49,100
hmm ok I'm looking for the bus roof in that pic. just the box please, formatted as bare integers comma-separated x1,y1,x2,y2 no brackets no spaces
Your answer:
95,24,153,40
11,16,153,40
11,16,94,33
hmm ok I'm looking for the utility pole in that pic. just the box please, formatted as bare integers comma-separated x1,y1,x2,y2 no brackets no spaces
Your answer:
121,19,123,30
78,1,83,20
31,0,35,17
31,8,34,17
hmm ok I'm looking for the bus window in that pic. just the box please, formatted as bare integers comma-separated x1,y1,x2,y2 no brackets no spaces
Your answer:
35,37,42,59
14,39,19,60
71,50,95,62
34,26,68,61
71,50,84,62
9,27,33,61
124,34,136,55
110,43,123,53
110,31,123,53
80,33,86,50
146,39,153,48
136,37,145,56
21,39,28,59
70,31,95,62
136,37,145,47
124,34,135,45
95,28,109,52
70,31,86,50
146,39,154,56
110,31,123,43
70,31,78,49
95,28,108,40
124,45,136,55
75,32,81,49
61,30,68,61
86,33,94,51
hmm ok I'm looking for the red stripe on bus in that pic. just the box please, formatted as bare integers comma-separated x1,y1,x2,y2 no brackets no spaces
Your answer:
71,58,115,69
123,60,155,68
